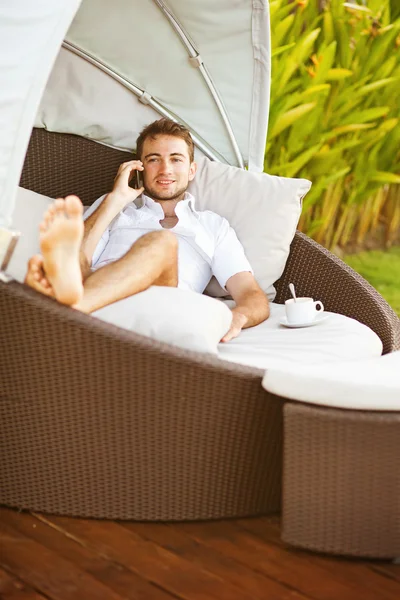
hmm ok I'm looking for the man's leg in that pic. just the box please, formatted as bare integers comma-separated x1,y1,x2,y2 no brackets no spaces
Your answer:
75,230,178,313
25,195,178,312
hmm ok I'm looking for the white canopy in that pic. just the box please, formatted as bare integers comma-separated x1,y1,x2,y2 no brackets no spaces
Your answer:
0,0,82,229
0,0,271,230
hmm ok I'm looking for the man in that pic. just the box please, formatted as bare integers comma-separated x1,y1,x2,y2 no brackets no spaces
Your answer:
25,118,269,341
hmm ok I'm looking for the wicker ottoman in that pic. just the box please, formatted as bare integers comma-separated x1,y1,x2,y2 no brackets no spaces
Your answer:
263,352,400,559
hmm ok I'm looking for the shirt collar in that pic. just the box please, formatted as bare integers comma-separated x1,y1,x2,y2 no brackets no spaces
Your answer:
140,192,198,219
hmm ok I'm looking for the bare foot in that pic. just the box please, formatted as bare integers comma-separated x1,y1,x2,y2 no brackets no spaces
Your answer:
25,255,55,297
39,195,84,306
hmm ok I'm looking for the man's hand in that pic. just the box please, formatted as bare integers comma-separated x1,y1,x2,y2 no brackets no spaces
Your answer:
108,160,145,210
81,160,145,262
220,310,248,343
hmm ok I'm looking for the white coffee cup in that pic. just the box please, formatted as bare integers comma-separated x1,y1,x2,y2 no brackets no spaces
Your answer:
285,297,324,324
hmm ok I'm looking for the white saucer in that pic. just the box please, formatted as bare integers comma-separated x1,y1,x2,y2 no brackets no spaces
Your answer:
279,314,329,328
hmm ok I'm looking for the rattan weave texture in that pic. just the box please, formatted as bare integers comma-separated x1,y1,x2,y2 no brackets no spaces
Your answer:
0,281,282,520
20,129,133,206
282,402,400,559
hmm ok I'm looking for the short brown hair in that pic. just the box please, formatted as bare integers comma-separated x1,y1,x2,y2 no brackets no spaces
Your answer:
136,118,195,163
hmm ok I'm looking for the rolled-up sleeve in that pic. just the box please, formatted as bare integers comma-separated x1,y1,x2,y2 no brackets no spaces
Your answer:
211,217,253,290
83,194,110,267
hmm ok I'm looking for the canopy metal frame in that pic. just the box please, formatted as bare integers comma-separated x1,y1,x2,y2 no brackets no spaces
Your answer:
152,0,245,168
62,39,231,165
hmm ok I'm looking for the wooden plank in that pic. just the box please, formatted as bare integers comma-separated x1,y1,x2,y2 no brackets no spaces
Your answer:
237,516,400,600
0,566,48,599
2,508,177,600
38,513,263,600
371,565,400,583
0,515,128,600
174,518,399,600
122,521,311,600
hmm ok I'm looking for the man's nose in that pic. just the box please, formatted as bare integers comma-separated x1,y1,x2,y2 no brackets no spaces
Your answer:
159,159,172,173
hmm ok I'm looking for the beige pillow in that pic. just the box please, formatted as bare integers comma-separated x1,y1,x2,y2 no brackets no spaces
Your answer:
93,286,233,354
188,157,311,300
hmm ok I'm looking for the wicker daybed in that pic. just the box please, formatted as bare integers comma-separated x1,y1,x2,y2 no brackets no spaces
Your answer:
1,129,399,537
1,2,400,561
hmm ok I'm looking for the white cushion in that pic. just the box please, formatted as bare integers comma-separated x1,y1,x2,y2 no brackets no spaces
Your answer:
262,350,400,412
8,187,53,282
218,303,383,369
188,157,311,300
92,287,232,355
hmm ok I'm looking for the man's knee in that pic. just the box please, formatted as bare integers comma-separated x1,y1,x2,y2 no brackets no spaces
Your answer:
149,229,177,247
139,230,178,253
158,231,178,265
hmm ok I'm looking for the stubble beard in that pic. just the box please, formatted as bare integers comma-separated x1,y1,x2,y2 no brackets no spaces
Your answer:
143,181,189,203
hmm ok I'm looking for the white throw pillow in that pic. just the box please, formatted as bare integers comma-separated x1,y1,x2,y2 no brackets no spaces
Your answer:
92,286,233,355
188,157,311,300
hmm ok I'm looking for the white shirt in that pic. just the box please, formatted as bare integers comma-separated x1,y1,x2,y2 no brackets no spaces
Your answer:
88,192,253,294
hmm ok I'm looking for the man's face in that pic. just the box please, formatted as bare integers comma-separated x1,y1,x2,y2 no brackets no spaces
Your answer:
141,134,196,202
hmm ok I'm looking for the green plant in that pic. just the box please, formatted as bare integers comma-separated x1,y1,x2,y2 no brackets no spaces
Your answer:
266,0,400,249
345,246,400,314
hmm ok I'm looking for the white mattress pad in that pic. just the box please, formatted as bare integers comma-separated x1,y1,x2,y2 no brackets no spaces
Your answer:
217,302,383,370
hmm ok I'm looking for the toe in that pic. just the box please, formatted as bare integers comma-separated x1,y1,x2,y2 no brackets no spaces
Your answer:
54,198,66,219
41,205,56,230
28,254,43,269
40,277,51,289
65,195,83,219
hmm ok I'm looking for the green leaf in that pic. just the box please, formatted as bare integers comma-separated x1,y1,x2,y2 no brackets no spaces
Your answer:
376,118,399,133
359,21,400,79
377,55,398,79
341,106,391,125
269,0,281,19
343,2,372,13
326,68,353,80
326,123,377,137
269,103,317,139
271,43,296,58
356,77,398,96
335,18,350,68
273,14,295,47
294,28,322,65
313,41,337,84
313,139,363,159
284,84,331,110
270,0,295,22
303,167,351,210
369,171,400,184
270,143,323,178
323,10,335,44
278,28,321,92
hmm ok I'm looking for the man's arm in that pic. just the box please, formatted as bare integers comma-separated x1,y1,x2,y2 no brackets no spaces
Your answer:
221,271,269,342
81,160,144,263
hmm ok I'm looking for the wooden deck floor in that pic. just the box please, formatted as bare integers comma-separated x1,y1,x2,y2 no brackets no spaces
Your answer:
1,506,399,600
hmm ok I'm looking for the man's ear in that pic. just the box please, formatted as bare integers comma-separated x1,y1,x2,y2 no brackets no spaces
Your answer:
188,161,197,181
